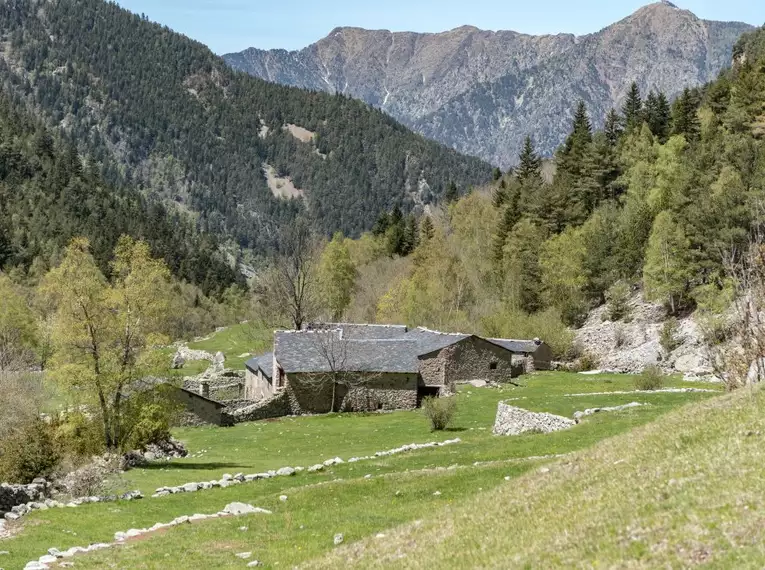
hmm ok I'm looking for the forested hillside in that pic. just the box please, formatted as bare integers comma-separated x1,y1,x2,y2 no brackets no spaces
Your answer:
0,0,491,256
299,25,765,358
0,89,240,295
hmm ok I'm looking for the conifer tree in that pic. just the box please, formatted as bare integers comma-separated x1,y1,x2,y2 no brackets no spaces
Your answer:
443,181,459,204
671,88,701,141
492,167,502,181
516,136,541,184
604,108,623,146
622,82,644,131
420,216,435,242
492,203,520,268
645,91,671,142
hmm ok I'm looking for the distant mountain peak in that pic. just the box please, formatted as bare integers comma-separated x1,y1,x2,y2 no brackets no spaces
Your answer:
225,9,753,168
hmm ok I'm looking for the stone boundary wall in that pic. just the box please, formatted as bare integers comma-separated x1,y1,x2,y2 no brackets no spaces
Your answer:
231,390,292,423
493,401,576,436
0,480,49,515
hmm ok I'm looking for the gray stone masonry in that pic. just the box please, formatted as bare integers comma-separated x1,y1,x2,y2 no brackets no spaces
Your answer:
493,402,575,436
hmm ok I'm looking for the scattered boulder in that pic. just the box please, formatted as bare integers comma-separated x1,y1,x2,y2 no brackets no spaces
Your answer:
276,467,296,477
334,533,344,546
573,402,647,420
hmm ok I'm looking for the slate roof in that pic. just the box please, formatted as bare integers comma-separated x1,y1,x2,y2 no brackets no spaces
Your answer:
306,323,409,340
487,339,542,354
245,352,274,378
274,330,421,373
271,325,542,375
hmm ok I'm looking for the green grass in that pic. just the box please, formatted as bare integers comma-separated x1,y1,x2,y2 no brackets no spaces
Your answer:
161,322,272,378
313,385,765,569
0,372,721,569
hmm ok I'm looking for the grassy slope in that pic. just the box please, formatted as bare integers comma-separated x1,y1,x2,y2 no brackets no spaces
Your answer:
311,385,765,569
0,373,718,569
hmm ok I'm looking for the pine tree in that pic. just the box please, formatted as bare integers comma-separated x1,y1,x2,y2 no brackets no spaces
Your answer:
402,214,419,255
492,167,502,181
516,136,541,184
604,108,623,146
371,212,390,236
443,181,459,204
671,88,701,141
492,185,507,209
645,91,671,142
622,82,644,132
420,216,434,242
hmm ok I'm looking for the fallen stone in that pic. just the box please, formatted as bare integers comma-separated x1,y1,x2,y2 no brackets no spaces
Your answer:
573,401,647,420
223,503,272,516
235,552,252,559
279,495,288,502
334,533,344,545
276,467,296,476
247,561,262,567
182,483,200,493
468,379,487,388
307,464,324,472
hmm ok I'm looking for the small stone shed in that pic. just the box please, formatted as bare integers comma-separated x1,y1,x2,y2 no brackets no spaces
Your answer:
488,338,553,371
243,324,534,415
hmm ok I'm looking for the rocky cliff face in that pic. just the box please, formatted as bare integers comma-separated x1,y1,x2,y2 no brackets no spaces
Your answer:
225,3,752,168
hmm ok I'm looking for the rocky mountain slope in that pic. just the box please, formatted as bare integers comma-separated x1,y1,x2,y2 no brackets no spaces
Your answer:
225,3,752,168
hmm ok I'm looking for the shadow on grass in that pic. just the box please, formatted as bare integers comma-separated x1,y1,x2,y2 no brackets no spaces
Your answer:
140,462,250,471
442,427,469,433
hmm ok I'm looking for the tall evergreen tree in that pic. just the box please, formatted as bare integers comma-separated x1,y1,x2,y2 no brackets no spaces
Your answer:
443,181,459,204
604,108,623,146
622,82,644,132
671,88,701,141
516,136,542,184
420,216,435,242
645,91,672,142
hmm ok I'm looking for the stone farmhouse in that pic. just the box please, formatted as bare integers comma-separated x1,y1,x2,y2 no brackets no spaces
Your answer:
242,324,552,416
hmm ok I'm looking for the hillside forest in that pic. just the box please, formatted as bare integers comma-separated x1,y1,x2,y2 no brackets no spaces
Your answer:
254,25,765,362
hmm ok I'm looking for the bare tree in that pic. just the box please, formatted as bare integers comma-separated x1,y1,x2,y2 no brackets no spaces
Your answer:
300,327,379,413
265,219,321,330
705,212,765,390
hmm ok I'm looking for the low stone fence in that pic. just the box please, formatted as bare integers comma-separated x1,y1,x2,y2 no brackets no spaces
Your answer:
493,401,576,436
230,390,292,423
183,370,244,401
0,480,50,515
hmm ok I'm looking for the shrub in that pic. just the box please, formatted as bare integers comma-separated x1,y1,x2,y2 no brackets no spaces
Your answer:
422,396,457,431
576,352,600,372
660,318,682,354
614,325,627,348
605,280,631,322
0,419,61,483
634,365,665,391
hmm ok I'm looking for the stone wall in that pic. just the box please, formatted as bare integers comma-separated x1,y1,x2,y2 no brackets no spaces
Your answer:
422,337,520,392
286,372,418,413
244,367,275,401
174,388,234,427
0,480,49,515
183,370,244,401
230,390,293,423
493,402,575,436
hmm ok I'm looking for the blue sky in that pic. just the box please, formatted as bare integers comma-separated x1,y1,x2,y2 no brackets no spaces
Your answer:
116,1,763,55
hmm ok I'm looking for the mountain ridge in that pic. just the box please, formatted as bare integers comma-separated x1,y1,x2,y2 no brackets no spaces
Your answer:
224,2,754,167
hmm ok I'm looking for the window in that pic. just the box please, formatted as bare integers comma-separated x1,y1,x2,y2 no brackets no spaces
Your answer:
489,362,498,370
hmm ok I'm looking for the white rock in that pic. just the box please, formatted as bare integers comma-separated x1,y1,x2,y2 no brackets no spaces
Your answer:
279,495,288,502
125,528,144,538
276,467,296,476
334,533,344,545
224,503,272,515
222,473,233,481
433,491,441,496
307,464,324,472
173,516,190,525
182,482,200,493
39,555,58,564
246,561,262,567
235,552,252,559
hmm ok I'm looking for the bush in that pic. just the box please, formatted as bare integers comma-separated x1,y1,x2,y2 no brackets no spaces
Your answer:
660,318,682,354
605,280,631,322
422,396,457,431
614,325,627,348
634,365,665,391
576,352,600,372
0,419,61,483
